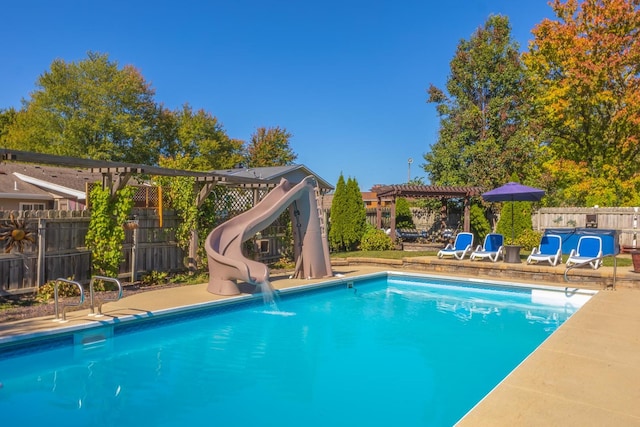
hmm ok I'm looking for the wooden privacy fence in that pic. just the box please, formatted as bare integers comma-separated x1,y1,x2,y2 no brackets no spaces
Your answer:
0,209,184,295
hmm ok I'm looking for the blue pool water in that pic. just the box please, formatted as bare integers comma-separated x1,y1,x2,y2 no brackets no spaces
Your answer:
0,274,592,427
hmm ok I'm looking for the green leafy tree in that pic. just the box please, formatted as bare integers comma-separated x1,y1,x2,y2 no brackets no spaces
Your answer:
344,177,367,249
328,174,347,251
157,105,244,259
395,197,415,229
246,126,297,167
423,15,539,189
0,107,17,146
523,0,640,206
329,174,365,251
163,104,244,171
5,52,162,164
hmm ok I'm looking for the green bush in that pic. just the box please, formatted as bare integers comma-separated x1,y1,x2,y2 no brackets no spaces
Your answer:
496,201,533,245
470,204,491,243
360,228,394,251
515,229,543,251
140,270,169,287
270,256,296,270
395,197,415,229
37,280,82,303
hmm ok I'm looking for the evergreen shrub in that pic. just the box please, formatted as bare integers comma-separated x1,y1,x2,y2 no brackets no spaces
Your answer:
470,204,491,243
360,227,394,251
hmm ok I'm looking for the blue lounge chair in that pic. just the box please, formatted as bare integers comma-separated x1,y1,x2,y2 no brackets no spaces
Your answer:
527,234,562,266
437,232,474,260
470,233,504,262
566,235,603,269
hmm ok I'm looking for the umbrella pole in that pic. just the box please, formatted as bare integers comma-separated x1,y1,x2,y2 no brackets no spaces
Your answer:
511,201,515,244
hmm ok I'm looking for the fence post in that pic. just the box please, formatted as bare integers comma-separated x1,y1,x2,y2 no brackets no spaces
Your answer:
36,218,46,287
131,224,139,282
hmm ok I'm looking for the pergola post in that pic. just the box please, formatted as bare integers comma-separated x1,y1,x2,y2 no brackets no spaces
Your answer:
463,196,471,232
389,197,397,241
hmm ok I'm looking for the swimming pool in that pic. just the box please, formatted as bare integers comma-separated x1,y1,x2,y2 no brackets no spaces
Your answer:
0,272,593,426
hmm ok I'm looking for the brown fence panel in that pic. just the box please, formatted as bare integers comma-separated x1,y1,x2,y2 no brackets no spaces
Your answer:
0,209,184,295
42,250,92,284
0,254,37,294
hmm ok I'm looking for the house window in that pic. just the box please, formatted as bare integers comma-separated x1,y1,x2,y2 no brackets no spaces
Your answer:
20,203,46,211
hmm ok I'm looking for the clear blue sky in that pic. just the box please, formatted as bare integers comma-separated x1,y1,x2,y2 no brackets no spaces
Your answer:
2,1,555,191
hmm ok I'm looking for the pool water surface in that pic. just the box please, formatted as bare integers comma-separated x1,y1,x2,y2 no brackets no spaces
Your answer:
0,274,592,427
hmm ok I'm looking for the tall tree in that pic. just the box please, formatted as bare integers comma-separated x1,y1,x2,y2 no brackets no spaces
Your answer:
328,174,366,251
344,176,367,250
4,51,161,164
246,126,297,167
423,15,538,189
523,0,640,206
157,104,244,257
0,108,16,146
328,173,347,251
160,104,244,171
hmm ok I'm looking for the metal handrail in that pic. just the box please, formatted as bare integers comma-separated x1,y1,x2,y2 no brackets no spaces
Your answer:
89,275,123,316
53,278,85,321
564,253,617,289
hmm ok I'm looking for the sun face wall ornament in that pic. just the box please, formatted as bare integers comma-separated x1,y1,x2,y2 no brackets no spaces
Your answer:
0,214,37,253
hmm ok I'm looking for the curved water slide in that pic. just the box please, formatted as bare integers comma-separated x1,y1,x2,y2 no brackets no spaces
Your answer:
205,176,333,295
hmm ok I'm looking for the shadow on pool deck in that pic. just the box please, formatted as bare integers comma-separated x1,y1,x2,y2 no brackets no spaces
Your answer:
1,261,639,425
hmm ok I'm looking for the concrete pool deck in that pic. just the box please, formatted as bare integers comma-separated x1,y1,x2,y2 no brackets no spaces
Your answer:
1,262,639,425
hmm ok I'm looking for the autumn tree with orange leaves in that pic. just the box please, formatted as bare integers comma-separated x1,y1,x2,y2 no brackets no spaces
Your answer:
524,0,640,206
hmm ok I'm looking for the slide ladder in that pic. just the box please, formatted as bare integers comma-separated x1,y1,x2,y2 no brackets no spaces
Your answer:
315,186,327,241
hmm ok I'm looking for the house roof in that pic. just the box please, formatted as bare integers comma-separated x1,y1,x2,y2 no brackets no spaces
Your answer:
0,149,263,185
0,168,54,200
211,164,334,191
1,150,333,191
0,152,335,202
0,162,101,200
361,191,378,202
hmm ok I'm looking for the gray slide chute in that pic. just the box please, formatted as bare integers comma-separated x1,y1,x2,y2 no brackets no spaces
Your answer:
205,176,333,295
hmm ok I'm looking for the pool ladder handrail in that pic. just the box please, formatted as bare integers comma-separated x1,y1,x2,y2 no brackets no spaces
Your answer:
89,275,123,316
564,253,617,290
53,278,85,321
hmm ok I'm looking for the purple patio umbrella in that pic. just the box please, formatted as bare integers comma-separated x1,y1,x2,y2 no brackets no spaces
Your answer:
482,182,545,243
